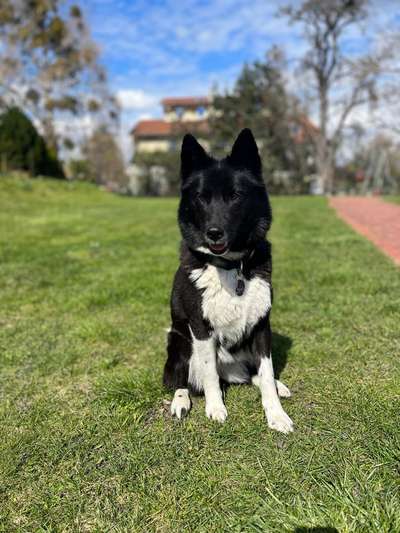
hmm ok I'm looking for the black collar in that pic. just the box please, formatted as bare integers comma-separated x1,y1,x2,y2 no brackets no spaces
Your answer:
190,248,252,271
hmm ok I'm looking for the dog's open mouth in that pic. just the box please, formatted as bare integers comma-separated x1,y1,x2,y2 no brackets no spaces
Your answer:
208,243,228,255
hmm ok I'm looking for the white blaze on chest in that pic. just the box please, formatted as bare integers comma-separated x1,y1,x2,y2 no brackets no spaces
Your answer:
190,265,271,344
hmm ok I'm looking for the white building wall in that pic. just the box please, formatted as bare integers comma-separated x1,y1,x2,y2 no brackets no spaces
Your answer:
135,139,170,153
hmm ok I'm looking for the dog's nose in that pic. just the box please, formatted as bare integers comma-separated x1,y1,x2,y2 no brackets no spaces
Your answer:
206,227,224,242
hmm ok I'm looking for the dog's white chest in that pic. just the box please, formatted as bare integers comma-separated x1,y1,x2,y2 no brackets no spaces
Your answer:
190,265,271,344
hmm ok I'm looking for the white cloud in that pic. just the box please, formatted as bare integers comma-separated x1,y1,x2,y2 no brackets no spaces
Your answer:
116,89,158,111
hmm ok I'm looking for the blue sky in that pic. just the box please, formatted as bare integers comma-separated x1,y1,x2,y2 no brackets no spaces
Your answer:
76,0,400,159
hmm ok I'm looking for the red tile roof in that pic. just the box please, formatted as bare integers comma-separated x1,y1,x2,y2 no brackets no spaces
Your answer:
131,120,172,137
132,119,209,138
161,96,210,107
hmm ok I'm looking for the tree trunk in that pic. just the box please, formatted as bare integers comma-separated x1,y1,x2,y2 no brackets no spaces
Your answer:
315,83,335,194
314,136,336,194
322,159,335,194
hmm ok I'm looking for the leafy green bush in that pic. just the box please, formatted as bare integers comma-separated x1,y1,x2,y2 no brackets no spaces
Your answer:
67,159,93,182
0,107,64,178
133,150,180,194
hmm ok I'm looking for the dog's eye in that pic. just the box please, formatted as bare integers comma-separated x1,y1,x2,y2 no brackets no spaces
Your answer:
231,192,244,202
222,192,242,203
196,192,211,204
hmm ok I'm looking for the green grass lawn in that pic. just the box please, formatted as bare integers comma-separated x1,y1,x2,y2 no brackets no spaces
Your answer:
385,195,400,205
1,177,399,533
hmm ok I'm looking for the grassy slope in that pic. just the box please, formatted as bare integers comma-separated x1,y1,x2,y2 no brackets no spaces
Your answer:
0,178,399,533
385,195,400,205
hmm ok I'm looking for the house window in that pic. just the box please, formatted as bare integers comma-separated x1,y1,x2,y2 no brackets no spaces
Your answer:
175,106,184,119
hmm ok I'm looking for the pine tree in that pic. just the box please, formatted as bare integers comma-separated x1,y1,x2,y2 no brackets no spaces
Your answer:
211,48,313,192
0,107,64,178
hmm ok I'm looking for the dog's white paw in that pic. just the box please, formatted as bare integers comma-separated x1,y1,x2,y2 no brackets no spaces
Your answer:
171,389,191,420
206,402,228,423
266,408,294,434
275,380,291,398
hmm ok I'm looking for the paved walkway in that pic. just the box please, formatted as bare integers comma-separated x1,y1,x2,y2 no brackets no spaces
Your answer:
329,197,400,266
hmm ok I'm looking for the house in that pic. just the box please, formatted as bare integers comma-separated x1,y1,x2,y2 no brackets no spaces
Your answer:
131,96,211,154
129,94,318,195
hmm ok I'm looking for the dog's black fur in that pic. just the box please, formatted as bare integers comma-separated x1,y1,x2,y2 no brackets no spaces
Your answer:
178,129,271,257
162,129,293,431
163,129,272,391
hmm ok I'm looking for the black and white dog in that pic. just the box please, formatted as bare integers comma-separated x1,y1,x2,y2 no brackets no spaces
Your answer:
163,129,293,433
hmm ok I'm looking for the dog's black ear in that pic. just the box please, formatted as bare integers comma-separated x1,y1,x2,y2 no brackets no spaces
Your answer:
181,134,211,180
228,128,261,177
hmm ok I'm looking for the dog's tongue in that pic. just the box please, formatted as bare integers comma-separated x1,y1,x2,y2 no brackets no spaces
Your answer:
209,243,226,254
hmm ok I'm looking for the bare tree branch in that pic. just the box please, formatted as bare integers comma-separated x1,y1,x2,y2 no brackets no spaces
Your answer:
280,0,395,193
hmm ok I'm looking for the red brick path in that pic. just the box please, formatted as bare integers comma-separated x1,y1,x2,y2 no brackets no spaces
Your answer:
329,197,400,266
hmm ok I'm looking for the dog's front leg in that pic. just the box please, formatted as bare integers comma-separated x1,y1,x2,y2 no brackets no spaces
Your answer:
190,336,227,423
258,355,293,433
254,319,294,434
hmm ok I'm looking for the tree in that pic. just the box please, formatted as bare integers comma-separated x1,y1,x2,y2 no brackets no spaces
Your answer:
0,0,119,155
82,127,127,188
372,32,400,139
210,48,314,193
281,0,390,193
133,150,181,195
351,133,400,193
0,107,64,178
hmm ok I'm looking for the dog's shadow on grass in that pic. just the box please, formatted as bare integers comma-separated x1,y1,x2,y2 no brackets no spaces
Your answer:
293,526,339,533
223,331,292,397
271,331,292,379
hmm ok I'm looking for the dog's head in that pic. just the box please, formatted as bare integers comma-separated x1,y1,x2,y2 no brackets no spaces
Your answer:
178,128,271,257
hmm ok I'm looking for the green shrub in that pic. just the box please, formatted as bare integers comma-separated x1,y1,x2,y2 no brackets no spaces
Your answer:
133,150,180,194
0,107,64,178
